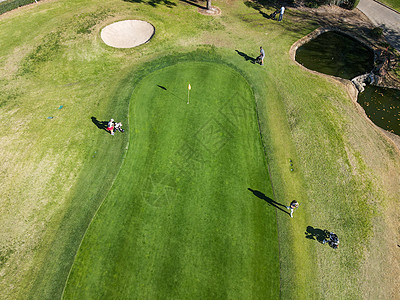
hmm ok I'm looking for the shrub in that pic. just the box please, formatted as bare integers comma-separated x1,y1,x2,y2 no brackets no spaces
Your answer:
303,0,359,9
370,27,384,38
340,0,360,9
0,0,38,15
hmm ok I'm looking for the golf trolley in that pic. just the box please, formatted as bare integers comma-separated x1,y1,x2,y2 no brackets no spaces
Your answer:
322,230,339,249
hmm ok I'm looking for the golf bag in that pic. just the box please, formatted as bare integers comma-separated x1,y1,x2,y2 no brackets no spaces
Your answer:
255,55,263,65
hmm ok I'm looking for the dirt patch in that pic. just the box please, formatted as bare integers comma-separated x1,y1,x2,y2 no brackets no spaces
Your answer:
198,6,221,16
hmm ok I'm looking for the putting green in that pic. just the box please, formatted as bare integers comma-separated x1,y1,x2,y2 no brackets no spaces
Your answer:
63,61,279,298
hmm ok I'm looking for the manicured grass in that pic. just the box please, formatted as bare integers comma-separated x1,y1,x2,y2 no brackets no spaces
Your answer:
63,61,280,298
1,0,399,299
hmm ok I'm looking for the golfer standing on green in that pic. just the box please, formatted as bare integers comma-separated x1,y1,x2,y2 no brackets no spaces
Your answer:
286,200,299,218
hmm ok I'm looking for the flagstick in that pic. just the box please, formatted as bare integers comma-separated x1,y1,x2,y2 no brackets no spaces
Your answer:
187,83,191,104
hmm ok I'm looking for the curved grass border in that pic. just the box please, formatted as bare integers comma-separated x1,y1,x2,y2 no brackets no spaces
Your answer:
61,49,281,298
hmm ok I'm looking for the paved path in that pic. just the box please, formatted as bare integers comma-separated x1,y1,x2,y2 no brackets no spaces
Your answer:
357,0,400,51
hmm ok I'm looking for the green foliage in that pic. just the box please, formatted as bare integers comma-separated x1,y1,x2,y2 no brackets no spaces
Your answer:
304,0,359,9
0,0,37,15
304,0,330,8
370,27,384,38
341,0,360,9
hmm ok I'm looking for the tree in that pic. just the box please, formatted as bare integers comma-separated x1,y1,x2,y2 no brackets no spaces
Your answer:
207,0,211,10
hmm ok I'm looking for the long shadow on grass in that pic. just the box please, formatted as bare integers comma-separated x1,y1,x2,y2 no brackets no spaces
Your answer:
157,84,185,102
248,188,289,215
235,50,256,64
305,226,328,243
91,116,108,132
180,0,205,9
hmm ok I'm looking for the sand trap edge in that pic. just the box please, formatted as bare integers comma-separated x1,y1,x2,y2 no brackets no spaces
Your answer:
100,20,155,49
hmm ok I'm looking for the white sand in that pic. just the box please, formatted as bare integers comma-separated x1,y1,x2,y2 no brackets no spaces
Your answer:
101,20,154,49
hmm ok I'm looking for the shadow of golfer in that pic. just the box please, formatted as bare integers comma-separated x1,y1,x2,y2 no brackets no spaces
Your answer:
305,226,328,243
235,50,256,64
91,117,108,132
248,188,289,215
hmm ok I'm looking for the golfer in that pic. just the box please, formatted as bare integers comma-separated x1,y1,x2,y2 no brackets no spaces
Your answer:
278,6,285,22
259,46,265,66
107,119,115,135
286,200,299,218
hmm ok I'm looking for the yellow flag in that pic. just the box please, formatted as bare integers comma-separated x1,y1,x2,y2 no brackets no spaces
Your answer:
188,83,191,90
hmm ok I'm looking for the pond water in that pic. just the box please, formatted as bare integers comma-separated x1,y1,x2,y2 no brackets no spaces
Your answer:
295,31,374,80
358,85,400,135
296,31,400,136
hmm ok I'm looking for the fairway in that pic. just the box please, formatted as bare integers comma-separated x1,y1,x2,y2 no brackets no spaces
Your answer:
63,62,280,298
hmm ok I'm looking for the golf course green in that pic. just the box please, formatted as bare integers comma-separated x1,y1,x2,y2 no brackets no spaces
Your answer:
63,62,280,298
1,0,399,299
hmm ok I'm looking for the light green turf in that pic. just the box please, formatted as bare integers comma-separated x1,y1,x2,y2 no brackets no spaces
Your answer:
63,61,280,299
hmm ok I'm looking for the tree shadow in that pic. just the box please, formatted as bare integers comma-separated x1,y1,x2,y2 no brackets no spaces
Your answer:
235,50,256,63
180,0,205,9
123,0,177,8
305,226,328,243
91,117,108,132
248,188,290,215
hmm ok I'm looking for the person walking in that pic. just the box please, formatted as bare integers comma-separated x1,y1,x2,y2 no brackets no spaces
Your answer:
286,200,299,218
259,46,265,66
107,119,115,135
278,6,285,22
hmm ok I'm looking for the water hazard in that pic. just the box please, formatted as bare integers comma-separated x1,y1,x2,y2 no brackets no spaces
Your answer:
296,30,400,136
295,31,374,80
358,85,400,135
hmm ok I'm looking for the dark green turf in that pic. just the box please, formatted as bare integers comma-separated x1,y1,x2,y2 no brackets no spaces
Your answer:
63,61,279,299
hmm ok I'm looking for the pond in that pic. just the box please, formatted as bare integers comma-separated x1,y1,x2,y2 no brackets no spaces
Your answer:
295,30,400,136
357,85,400,135
295,31,374,80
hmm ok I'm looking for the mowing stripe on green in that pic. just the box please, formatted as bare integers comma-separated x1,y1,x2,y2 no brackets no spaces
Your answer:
63,62,279,299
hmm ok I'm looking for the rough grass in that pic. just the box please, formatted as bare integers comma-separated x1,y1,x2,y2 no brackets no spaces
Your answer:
0,0,399,299
377,0,400,11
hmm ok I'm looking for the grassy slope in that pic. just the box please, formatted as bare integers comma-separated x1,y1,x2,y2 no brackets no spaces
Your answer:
375,0,400,12
63,61,280,298
0,0,399,299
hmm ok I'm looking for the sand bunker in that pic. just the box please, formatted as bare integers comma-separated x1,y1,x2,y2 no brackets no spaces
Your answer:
101,20,155,48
